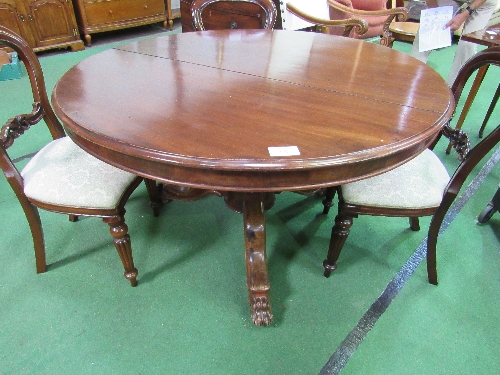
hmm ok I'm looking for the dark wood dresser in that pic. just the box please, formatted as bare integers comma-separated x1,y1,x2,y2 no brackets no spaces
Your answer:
180,0,282,32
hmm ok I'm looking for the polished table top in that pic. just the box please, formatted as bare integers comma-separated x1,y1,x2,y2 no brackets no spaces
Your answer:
53,30,453,191
52,29,454,325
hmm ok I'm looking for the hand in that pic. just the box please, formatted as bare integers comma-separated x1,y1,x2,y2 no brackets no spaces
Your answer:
445,12,469,32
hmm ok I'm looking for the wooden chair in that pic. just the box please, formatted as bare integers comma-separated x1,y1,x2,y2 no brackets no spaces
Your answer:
286,2,369,37
191,0,277,31
0,25,162,286
322,46,500,285
327,0,408,47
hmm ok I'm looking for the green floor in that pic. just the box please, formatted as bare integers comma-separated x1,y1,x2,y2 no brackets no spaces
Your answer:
1,25,499,374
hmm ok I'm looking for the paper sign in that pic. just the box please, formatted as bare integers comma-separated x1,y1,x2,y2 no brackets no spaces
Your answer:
419,6,453,53
268,146,301,156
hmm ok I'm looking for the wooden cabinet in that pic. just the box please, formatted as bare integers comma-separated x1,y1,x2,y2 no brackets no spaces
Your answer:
0,0,84,52
180,0,281,32
71,0,168,46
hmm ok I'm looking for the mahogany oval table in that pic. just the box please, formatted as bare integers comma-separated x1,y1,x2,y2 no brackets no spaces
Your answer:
52,29,455,326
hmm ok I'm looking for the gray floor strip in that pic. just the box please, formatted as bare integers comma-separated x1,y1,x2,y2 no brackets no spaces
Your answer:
319,146,500,375
13,151,38,164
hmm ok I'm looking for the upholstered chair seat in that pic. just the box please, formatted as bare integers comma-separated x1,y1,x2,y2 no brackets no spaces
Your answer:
342,149,450,209
22,137,137,209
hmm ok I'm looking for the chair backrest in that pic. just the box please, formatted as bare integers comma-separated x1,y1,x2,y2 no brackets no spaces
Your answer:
191,0,277,31
286,2,368,37
327,0,408,46
445,47,500,203
0,25,65,201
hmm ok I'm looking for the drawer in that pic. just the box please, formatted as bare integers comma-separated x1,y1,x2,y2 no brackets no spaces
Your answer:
83,0,165,25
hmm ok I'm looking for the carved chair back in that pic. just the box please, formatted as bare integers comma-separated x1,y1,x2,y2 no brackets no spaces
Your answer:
0,25,65,215
0,25,161,286
191,0,277,31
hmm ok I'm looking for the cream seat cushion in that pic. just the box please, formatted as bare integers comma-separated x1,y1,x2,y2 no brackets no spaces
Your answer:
341,149,451,209
21,137,137,209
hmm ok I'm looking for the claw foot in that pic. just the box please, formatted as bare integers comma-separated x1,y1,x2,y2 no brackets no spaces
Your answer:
250,295,273,326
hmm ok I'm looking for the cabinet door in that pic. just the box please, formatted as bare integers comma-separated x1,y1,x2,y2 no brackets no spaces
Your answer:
26,0,79,48
0,0,36,45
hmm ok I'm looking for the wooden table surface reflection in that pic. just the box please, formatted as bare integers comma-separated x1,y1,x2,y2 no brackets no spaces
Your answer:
52,29,454,326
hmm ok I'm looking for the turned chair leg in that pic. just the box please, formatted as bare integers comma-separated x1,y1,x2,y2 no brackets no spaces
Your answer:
322,187,336,214
323,213,353,277
144,179,162,217
103,214,138,287
409,217,420,231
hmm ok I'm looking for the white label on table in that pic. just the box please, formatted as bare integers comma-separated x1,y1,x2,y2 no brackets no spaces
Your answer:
268,146,301,156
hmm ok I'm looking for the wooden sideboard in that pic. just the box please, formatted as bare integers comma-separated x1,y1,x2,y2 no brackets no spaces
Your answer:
180,0,281,32
0,0,84,52
71,0,168,46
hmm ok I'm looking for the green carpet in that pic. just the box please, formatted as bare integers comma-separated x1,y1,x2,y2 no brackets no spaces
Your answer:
1,29,499,375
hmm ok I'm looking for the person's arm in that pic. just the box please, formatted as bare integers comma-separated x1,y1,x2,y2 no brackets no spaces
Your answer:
445,0,487,31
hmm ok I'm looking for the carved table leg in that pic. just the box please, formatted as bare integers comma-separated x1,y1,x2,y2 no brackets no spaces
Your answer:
446,65,488,154
224,192,275,326
222,192,271,326
242,193,274,326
